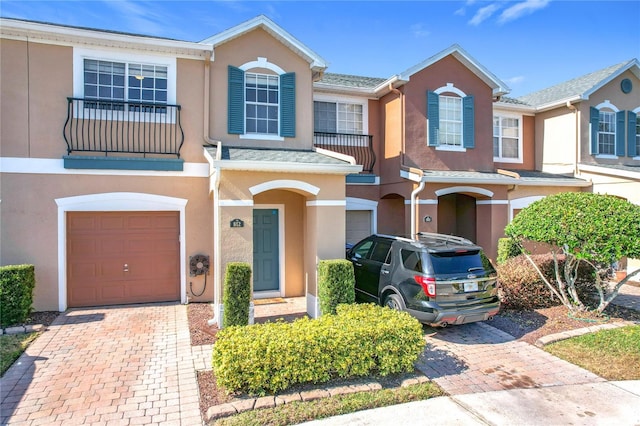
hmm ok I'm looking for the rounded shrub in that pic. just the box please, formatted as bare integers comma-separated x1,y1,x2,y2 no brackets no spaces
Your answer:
0,264,36,327
211,303,424,395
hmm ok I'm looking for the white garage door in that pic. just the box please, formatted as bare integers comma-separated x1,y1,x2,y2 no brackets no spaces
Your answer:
346,210,372,245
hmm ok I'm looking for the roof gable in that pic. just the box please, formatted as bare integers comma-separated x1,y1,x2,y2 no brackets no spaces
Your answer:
200,15,327,72
517,59,640,110
398,44,510,97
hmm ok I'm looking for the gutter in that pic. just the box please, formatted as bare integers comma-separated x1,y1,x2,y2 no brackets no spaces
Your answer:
202,50,224,326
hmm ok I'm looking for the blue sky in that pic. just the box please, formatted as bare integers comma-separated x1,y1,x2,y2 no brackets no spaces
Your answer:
2,0,639,97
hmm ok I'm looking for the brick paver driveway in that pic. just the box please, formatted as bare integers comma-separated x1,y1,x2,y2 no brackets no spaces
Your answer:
0,303,202,425
416,322,605,395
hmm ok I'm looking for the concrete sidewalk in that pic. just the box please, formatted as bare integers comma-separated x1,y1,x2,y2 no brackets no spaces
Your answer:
301,381,640,426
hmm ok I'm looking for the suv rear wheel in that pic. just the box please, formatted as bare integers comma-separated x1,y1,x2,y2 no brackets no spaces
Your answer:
384,293,405,311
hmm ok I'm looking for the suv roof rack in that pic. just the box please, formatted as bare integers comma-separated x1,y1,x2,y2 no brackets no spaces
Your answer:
416,232,475,246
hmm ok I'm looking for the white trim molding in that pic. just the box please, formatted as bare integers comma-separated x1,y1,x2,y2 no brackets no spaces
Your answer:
435,186,494,198
509,195,544,221
250,180,320,196
477,200,509,205
434,83,467,97
404,199,438,205
0,157,209,177
594,100,620,112
239,57,285,74
306,200,346,207
54,192,188,312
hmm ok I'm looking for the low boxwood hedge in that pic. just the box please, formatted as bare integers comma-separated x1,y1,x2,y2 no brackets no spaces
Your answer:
0,264,35,327
212,303,424,395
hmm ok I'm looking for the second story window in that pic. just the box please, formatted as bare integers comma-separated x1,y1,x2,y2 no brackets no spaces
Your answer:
439,96,462,146
590,103,625,157
228,64,295,139
598,110,616,155
427,85,474,151
493,115,521,162
245,73,279,135
83,59,167,111
314,101,363,134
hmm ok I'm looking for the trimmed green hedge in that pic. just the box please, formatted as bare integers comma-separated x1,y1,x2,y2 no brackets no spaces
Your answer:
0,265,36,327
212,303,424,395
222,262,251,328
317,259,355,315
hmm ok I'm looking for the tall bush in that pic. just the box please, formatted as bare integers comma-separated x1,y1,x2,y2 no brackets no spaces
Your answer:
222,262,251,328
506,192,640,313
317,259,355,315
0,265,36,327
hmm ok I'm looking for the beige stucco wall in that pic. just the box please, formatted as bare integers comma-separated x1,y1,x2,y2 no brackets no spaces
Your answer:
535,107,577,173
209,28,315,149
0,172,212,311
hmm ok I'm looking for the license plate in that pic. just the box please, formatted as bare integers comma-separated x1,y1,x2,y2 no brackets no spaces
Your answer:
464,282,478,292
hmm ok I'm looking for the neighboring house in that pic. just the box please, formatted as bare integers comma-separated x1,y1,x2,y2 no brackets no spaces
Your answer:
514,60,640,274
315,45,591,260
0,16,360,319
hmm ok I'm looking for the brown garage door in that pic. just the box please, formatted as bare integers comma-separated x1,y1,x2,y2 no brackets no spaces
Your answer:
67,211,180,307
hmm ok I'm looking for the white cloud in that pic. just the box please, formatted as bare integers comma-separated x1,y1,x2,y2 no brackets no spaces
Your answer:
506,75,525,85
410,23,430,38
498,0,551,24
468,3,501,26
454,7,466,16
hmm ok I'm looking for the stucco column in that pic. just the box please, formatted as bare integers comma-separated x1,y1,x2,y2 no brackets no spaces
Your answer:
304,203,346,318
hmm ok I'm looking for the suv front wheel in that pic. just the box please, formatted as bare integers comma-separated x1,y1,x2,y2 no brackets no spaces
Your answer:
384,293,405,311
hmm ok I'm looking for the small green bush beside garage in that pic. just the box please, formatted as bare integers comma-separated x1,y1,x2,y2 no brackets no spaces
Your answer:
0,265,36,327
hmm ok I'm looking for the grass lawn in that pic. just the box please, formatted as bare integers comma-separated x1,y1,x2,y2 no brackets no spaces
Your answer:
545,325,640,380
0,332,40,376
214,381,444,426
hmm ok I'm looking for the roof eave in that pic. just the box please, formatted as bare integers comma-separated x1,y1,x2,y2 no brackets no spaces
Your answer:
0,17,210,58
201,15,327,72
212,159,362,175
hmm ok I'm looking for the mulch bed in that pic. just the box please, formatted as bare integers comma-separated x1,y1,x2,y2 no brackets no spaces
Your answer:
188,300,640,423
1,311,60,329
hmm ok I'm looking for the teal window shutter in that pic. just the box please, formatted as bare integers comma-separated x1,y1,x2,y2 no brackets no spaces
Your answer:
463,95,475,149
228,66,244,134
616,110,626,156
280,72,295,137
427,91,439,146
628,111,637,157
589,107,599,154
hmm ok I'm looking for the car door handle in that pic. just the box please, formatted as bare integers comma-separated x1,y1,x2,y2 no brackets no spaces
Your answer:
381,270,389,275
354,262,362,267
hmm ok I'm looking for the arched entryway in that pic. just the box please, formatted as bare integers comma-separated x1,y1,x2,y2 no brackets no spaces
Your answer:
379,193,406,236
437,193,477,242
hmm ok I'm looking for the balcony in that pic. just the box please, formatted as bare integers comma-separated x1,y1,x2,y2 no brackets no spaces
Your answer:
63,98,184,170
313,132,375,173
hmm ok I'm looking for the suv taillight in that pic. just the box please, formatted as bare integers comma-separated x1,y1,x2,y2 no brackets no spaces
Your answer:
415,275,436,297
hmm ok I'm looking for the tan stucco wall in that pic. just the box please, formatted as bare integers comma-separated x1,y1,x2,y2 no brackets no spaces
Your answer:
581,171,640,205
535,108,577,173
0,173,212,311
209,28,315,149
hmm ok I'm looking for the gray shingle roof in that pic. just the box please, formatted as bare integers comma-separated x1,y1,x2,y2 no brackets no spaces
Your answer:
317,73,387,89
420,169,589,186
499,96,531,106
205,146,350,165
516,62,628,108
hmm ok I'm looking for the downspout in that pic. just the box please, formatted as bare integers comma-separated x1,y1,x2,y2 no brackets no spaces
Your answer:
390,83,425,238
566,101,579,176
202,49,224,325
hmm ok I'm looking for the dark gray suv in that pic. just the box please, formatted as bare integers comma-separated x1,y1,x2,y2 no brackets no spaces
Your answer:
346,233,499,327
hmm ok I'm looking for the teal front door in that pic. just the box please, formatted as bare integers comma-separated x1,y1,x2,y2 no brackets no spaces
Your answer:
253,209,280,292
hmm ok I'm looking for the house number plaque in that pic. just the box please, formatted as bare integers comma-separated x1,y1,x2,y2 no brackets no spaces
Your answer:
230,218,244,228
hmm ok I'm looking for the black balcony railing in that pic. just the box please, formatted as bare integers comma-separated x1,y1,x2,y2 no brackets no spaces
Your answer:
313,132,375,173
63,98,184,157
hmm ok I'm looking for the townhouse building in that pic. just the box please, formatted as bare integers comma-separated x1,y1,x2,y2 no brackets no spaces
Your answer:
1,15,637,318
